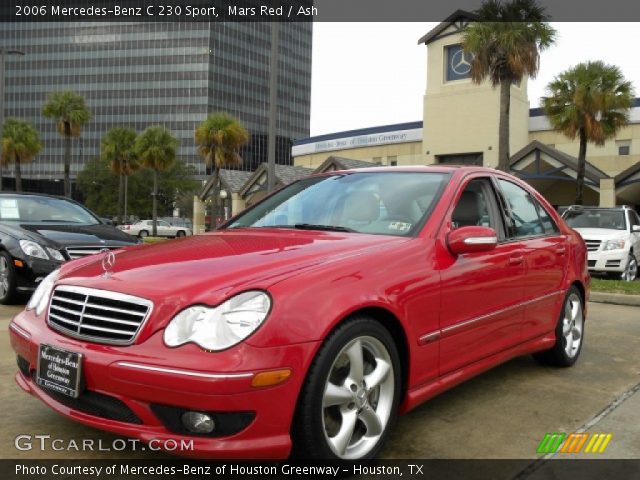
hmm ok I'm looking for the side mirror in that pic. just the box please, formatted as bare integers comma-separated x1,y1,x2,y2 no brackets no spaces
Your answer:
447,226,498,255
632,225,640,233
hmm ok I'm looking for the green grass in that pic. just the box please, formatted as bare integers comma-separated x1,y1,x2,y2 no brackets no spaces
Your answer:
591,278,640,295
142,236,169,244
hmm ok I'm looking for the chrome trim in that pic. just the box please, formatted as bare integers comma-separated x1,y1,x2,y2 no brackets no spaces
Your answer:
65,245,120,259
463,236,498,245
115,362,253,379
9,322,31,340
47,285,153,346
418,331,440,345
442,290,564,334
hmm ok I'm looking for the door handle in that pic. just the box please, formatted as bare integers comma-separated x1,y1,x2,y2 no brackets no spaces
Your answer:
508,254,524,266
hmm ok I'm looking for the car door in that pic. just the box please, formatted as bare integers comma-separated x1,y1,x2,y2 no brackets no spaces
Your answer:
628,210,640,257
156,220,170,236
495,178,567,341
438,176,526,375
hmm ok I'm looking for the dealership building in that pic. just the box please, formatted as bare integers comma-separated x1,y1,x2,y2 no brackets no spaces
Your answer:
0,22,312,194
293,11,640,209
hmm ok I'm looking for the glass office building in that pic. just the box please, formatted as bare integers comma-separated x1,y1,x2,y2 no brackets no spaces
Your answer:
0,22,312,193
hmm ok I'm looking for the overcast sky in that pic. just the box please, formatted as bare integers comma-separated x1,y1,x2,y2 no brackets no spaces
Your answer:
310,23,640,136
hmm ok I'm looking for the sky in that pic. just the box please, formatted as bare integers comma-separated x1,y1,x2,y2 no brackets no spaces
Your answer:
310,23,640,136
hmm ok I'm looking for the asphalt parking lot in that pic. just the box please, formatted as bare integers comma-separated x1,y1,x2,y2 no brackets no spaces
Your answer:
1,301,638,461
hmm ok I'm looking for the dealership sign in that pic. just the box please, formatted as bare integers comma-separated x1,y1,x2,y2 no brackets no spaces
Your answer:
292,128,422,156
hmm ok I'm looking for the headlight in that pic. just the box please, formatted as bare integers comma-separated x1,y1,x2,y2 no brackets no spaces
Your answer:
164,291,271,351
19,240,48,260
46,247,65,262
26,269,59,316
603,239,625,251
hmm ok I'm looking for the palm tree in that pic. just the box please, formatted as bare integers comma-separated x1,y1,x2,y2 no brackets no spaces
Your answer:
42,91,91,197
101,127,138,223
195,114,249,229
542,62,634,205
134,126,178,236
463,0,555,171
195,113,249,175
1,118,42,192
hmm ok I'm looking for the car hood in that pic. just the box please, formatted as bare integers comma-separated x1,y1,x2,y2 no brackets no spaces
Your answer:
17,222,137,247
57,228,409,304
572,227,627,241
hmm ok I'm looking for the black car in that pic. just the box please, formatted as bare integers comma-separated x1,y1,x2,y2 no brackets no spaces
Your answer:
0,192,139,304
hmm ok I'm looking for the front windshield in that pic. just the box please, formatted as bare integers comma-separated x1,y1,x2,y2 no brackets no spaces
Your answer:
0,195,100,225
227,172,449,237
564,209,626,231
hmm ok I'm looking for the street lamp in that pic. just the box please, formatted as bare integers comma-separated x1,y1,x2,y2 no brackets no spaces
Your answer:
0,48,25,191
219,189,229,221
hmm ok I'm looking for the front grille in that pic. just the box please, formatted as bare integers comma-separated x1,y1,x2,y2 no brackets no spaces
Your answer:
66,246,119,259
47,285,152,345
584,240,601,252
33,372,142,424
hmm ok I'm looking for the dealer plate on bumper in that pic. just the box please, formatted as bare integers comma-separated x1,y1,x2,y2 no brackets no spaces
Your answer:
36,344,83,398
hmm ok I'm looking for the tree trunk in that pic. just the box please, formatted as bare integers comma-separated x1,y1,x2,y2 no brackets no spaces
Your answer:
152,168,158,237
15,156,21,192
124,174,128,222
64,122,71,197
497,80,511,172
117,172,124,224
575,129,588,205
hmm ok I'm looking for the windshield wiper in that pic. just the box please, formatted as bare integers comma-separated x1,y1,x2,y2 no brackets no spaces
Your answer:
293,223,356,233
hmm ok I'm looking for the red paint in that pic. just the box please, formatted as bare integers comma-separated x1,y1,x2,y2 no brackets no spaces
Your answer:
10,166,589,459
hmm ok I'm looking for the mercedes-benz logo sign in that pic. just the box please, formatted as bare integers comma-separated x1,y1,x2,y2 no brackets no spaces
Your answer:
451,49,472,76
101,249,116,275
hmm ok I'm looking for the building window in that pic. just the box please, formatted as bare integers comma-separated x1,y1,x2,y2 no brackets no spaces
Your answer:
388,156,397,166
444,44,473,82
616,140,631,156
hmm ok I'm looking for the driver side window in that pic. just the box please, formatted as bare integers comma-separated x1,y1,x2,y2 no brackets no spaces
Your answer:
497,179,544,238
451,178,496,230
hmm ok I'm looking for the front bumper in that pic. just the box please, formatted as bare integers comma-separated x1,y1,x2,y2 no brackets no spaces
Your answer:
587,250,629,273
10,309,319,459
14,256,61,293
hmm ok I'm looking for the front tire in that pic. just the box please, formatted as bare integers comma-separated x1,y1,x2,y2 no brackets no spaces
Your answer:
292,317,401,460
0,251,18,305
533,286,584,367
176,230,186,238
138,230,149,239
620,254,637,282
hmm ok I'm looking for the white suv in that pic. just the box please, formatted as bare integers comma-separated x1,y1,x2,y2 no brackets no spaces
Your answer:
563,206,640,281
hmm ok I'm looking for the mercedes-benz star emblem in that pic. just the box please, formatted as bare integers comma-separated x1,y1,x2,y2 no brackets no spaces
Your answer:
451,49,472,76
101,249,116,277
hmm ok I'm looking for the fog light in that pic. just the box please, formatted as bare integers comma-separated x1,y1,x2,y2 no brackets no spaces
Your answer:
181,411,215,434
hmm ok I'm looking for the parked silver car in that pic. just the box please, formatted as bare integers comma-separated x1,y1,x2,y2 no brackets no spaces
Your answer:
118,219,193,238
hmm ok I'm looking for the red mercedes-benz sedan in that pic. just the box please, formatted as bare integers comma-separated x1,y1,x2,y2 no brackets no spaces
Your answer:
10,166,589,460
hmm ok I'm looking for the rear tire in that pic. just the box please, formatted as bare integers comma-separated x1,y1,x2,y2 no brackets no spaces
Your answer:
533,286,584,367
620,253,637,282
138,230,149,239
292,317,401,460
0,251,18,305
176,230,186,238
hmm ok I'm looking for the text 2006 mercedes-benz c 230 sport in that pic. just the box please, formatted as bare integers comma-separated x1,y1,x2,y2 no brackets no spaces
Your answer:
10,166,589,460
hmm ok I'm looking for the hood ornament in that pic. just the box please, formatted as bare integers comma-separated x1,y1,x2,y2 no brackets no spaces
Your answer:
101,249,116,278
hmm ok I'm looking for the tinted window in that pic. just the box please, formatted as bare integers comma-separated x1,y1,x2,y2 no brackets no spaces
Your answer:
228,172,449,237
497,180,544,238
535,201,559,234
564,210,626,230
0,195,98,225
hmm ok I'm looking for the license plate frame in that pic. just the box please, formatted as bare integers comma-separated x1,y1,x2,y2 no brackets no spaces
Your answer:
36,344,83,398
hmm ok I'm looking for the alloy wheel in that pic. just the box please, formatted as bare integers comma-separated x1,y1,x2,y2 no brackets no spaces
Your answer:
321,336,395,459
562,293,583,358
621,256,638,282
0,256,8,298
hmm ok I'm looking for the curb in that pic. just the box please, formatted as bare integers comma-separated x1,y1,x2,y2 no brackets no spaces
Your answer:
590,291,640,307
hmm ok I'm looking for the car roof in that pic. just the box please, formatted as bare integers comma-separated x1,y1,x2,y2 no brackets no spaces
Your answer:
312,165,498,176
0,191,68,200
